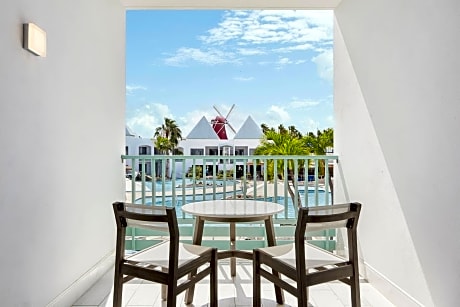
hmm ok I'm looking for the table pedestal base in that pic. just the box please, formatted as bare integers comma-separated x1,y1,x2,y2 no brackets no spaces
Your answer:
185,216,283,304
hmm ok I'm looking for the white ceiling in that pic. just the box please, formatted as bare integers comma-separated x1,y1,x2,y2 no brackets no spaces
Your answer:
121,0,341,10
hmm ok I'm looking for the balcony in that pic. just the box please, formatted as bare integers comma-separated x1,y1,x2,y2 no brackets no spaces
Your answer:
73,260,394,306
4,1,458,305
122,154,337,252
71,154,395,306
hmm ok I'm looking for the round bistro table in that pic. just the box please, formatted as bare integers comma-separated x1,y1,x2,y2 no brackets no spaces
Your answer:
182,199,284,304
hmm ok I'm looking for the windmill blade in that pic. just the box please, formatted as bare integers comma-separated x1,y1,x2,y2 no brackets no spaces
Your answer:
225,104,236,119
213,105,224,117
227,122,237,133
215,125,225,135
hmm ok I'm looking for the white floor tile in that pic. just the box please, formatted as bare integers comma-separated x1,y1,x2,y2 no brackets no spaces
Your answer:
72,262,395,307
126,281,161,305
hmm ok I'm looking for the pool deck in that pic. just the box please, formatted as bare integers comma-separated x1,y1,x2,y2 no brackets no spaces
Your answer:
125,178,327,203
125,178,245,201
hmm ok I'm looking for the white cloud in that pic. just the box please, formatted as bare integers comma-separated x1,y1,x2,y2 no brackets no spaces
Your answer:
164,48,239,66
294,115,334,134
275,57,306,69
312,48,333,82
166,10,333,66
289,99,321,108
200,10,332,47
274,43,314,53
126,84,147,95
237,48,266,56
278,57,291,65
275,57,289,69
198,11,248,45
177,109,213,137
257,60,272,66
265,105,290,126
304,118,321,133
233,76,254,81
126,103,173,138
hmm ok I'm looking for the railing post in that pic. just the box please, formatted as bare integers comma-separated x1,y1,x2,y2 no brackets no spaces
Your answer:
121,154,338,252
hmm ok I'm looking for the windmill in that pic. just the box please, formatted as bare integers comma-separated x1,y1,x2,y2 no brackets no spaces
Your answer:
211,104,236,140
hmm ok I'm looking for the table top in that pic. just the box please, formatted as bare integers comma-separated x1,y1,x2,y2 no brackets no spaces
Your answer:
181,199,284,219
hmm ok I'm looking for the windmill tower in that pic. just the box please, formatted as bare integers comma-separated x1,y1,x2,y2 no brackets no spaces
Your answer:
211,104,236,140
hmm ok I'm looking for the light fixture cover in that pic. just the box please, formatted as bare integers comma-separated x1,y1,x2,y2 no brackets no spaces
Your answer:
23,23,47,57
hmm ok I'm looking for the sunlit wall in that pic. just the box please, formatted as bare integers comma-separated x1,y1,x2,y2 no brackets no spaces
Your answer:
0,0,125,305
334,1,460,306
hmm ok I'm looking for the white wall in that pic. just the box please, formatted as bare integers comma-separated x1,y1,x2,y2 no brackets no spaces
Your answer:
179,138,261,156
125,135,154,174
126,135,154,156
334,1,460,306
0,1,125,305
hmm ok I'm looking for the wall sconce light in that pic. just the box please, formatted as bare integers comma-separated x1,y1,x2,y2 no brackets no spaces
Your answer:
23,23,47,57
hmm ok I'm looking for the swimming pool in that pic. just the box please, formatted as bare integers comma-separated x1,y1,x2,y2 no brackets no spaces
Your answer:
145,178,240,191
136,189,331,219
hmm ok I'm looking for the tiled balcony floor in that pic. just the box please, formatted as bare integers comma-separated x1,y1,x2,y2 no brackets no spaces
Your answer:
73,259,395,307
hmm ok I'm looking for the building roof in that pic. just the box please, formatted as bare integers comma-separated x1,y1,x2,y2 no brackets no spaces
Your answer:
186,116,219,139
234,116,263,139
125,125,136,137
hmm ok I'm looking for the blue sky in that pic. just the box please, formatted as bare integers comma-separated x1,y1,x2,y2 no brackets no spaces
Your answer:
126,10,333,138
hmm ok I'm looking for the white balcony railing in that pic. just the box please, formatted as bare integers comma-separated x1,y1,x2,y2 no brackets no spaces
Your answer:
122,154,338,252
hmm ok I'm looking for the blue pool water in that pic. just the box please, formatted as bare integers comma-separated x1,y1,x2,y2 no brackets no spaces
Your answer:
145,179,239,191
136,189,331,219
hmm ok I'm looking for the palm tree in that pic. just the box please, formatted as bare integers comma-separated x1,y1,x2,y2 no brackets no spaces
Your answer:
155,136,171,154
260,123,271,134
303,128,334,195
154,118,182,147
277,124,287,135
303,128,333,156
255,130,309,209
153,118,182,179
288,125,302,138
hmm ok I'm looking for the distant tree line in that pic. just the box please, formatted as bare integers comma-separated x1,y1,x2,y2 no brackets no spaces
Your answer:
150,118,333,187
260,123,333,155
255,124,334,208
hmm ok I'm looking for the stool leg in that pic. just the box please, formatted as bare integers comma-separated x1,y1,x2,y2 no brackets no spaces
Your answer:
161,267,167,300
253,251,261,306
185,217,205,304
210,248,218,307
265,217,284,303
230,222,236,277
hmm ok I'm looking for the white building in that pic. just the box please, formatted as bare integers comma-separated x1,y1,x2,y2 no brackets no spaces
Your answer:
1,1,459,306
178,115,263,177
125,126,155,175
124,116,264,178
